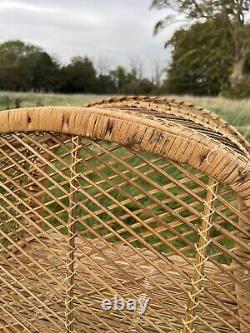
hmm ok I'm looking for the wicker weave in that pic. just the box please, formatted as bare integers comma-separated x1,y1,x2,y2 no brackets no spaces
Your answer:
0,99,249,333
86,96,250,154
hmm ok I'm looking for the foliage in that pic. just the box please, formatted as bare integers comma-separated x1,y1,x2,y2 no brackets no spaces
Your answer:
152,0,250,96
165,19,234,95
0,40,60,92
59,56,97,93
24,51,60,92
0,40,161,95
110,66,155,94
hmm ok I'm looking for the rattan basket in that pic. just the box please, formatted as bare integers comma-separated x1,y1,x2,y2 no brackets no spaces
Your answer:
0,97,249,333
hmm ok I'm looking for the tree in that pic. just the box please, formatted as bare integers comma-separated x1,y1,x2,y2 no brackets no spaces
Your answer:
165,18,233,95
150,58,165,91
95,56,112,76
95,74,116,94
59,56,97,93
0,40,41,91
110,66,128,93
0,40,159,95
0,40,60,92
152,0,250,91
129,57,144,81
24,51,60,92
110,65,156,94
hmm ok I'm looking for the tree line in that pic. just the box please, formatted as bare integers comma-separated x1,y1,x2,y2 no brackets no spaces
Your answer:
0,40,163,95
1,0,250,100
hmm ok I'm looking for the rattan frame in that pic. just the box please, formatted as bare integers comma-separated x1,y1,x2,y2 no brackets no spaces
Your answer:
0,103,249,333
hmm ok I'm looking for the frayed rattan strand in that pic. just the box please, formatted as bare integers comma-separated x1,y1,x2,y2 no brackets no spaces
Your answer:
65,136,81,333
182,179,219,332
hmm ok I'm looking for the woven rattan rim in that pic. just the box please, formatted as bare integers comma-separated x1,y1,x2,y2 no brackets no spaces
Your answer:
87,96,250,153
0,106,249,208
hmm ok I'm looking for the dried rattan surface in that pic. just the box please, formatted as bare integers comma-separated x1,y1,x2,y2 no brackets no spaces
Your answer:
87,96,250,154
0,232,245,333
0,102,249,333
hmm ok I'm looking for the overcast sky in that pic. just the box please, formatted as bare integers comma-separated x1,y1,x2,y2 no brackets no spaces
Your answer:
0,0,177,76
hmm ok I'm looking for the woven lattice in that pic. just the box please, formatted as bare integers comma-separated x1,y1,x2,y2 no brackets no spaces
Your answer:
0,99,249,333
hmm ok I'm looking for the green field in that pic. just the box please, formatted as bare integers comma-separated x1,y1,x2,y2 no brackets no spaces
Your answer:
0,92,249,140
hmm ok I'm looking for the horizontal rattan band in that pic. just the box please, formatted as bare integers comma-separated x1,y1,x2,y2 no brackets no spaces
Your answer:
0,106,249,208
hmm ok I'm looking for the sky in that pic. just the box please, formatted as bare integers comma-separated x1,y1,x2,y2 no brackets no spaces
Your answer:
0,0,177,76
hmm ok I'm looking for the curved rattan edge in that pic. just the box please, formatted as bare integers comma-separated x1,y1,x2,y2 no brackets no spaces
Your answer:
89,102,249,158
0,106,250,208
86,96,250,153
